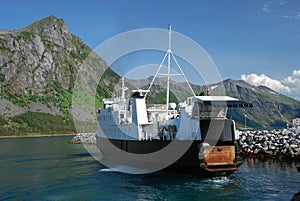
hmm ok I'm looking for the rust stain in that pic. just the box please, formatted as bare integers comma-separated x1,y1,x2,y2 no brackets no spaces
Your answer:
203,146,235,166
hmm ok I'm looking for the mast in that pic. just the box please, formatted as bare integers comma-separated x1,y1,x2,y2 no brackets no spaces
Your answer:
146,25,196,120
121,77,128,101
121,77,125,100
166,25,172,120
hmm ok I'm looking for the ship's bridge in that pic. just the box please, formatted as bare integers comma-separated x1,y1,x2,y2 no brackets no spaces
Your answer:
184,96,253,119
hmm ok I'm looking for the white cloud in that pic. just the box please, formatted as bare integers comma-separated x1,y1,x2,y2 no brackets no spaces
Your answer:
278,0,288,5
241,70,300,100
262,0,300,19
241,73,291,93
282,70,300,93
262,2,272,13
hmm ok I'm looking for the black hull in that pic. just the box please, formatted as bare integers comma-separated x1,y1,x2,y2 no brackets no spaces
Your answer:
96,136,241,176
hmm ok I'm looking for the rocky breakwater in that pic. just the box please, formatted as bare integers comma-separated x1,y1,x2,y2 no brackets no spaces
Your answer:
69,133,96,144
239,129,300,159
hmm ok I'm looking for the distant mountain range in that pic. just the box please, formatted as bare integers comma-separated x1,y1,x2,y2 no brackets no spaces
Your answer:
216,79,300,128
126,77,300,129
0,16,299,135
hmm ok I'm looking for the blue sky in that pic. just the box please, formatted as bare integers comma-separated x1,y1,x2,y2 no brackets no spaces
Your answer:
1,0,300,99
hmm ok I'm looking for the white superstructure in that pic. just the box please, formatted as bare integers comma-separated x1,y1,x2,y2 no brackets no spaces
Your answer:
97,86,243,141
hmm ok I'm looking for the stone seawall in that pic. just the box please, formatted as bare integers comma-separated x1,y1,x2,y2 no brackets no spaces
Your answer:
239,129,300,159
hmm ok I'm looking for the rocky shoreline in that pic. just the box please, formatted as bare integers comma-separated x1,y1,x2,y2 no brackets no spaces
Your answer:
69,133,96,144
239,129,300,160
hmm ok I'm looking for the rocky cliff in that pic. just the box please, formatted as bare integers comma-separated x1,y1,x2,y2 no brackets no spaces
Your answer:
0,16,116,135
0,16,89,95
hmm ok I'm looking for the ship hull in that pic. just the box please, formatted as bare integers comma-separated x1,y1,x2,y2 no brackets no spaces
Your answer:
96,136,242,176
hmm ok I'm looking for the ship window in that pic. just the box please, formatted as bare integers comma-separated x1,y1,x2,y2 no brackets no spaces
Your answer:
194,103,227,118
200,119,234,143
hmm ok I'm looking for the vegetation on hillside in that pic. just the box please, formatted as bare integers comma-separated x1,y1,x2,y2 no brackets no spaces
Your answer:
0,112,76,136
146,88,179,105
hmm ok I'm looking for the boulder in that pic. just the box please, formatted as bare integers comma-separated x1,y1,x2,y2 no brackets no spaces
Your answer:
69,133,96,144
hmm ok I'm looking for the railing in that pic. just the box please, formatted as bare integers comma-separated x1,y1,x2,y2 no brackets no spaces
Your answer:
147,104,166,110
103,97,124,103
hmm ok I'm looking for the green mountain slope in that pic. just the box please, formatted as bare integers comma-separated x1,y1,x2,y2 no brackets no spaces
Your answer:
211,79,300,129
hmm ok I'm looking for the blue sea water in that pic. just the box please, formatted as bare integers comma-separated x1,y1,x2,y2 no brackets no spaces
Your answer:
0,136,299,201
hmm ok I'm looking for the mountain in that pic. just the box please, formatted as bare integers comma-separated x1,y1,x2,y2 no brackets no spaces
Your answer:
0,16,119,135
0,16,299,135
219,79,300,129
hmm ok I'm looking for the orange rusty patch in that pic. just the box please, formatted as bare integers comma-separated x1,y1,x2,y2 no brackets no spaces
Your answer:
204,146,235,166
